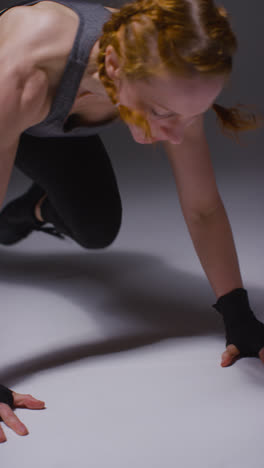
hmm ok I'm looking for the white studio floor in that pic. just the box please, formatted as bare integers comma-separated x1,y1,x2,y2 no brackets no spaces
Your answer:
1,124,264,468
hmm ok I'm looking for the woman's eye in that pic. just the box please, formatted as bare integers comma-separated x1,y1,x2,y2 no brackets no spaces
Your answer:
150,108,163,117
150,108,175,119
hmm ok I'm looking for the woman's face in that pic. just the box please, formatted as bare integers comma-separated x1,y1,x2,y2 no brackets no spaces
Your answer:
116,70,226,144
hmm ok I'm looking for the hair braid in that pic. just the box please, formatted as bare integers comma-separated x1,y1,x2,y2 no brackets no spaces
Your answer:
212,103,263,141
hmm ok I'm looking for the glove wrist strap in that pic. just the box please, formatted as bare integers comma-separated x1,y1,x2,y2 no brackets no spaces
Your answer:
0,384,14,408
213,288,254,324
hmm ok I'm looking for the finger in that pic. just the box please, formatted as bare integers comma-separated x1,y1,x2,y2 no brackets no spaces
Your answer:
258,347,264,364
0,403,28,436
221,344,240,367
13,392,46,409
0,423,7,443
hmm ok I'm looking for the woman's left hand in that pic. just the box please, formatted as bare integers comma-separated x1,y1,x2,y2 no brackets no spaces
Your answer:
0,390,45,443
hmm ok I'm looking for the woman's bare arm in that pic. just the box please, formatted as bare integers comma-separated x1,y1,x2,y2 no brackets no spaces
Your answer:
163,117,264,367
0,57,51,208
163,115,243,298
0,25,52,441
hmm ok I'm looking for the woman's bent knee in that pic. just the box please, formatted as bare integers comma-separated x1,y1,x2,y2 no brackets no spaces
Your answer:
74,207,122,249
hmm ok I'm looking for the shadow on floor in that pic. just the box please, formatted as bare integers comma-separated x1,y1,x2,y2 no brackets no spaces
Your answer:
0,248,263,385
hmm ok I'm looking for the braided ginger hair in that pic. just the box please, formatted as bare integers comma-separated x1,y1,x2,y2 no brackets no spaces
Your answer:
97,0,261,141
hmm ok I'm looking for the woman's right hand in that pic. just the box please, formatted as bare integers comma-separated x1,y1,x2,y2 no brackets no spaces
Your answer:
0,390,45,443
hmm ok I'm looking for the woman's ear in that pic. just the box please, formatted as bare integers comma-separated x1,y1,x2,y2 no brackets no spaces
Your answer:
105,45,122,80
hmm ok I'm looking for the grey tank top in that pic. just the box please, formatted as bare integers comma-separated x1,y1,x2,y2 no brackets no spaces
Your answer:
0,0,119,138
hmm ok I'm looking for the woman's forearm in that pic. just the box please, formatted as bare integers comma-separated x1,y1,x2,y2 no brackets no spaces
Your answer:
183,202,243,298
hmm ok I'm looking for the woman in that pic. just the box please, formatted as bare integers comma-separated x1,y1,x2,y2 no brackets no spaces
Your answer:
0,0,263,443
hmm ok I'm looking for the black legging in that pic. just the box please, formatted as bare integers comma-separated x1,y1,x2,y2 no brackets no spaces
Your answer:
15,133,122,248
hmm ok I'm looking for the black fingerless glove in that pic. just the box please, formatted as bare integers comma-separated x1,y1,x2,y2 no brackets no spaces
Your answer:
213,288,264,358
0,384,14,408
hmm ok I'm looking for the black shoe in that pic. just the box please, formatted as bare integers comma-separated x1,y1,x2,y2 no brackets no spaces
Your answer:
0,184,64,245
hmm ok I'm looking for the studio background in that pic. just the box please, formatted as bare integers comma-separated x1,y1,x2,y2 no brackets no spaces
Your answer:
1,1,264,467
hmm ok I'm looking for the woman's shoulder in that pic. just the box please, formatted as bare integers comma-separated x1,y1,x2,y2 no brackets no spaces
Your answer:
0,3,79,72
0,2,80,102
